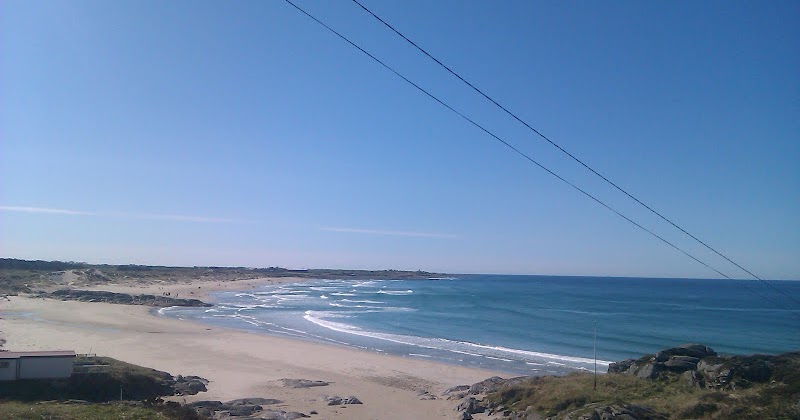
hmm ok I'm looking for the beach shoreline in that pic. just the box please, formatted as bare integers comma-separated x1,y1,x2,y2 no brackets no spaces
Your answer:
0,285,504,419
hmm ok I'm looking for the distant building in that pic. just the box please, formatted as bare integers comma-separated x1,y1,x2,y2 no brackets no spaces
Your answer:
0,351,75,381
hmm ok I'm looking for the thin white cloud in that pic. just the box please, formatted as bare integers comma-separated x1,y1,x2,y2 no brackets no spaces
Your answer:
0,206,96,216
321,227,458,239
0,205,257,224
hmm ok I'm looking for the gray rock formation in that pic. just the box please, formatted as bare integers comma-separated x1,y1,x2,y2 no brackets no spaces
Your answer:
172,375,208,395
456,397,487,415
325,395,362,405
608,343,782,391
190,397,287,418
580,404,667,420
279,378,330,388
259,411,309,420
635,363,660,379
226,397,282,406
38,289,211,307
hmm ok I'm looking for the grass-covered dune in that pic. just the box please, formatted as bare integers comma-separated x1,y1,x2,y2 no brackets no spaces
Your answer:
475,345,800,419
0,356,205,419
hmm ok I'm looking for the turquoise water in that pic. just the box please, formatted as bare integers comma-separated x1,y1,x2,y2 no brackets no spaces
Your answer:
159,275,800,375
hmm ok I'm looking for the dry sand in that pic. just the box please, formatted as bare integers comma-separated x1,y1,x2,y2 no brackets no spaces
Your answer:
0,279,504,419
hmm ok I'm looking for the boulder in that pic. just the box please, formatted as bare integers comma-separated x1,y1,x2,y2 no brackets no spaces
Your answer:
608,359,635,374
189,401,224,409
280,379,329,388
226,398,282,406
469,376,507,394
456,397,486,415
635,363,661,379
681,370,704,388
697,359,724,376
654,344,715,361
325,395,362,405
738,358,773,382
227,405,261,416
582,404,666,420
443,385,470,395
173,376,208,395
664,356,699,372
260,410,309,420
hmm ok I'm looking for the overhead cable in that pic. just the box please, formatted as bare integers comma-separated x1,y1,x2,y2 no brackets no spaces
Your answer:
281,0,798,315
349,0,799,306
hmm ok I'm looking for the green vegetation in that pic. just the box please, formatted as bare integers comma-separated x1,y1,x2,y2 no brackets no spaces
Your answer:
485,352,800,419
0,258,443,294
0,357,205,419
0,356,175,402
0,401,169,420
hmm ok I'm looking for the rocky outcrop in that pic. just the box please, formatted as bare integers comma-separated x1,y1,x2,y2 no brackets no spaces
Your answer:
607,343,786,390
37,289,211,307
442,384,470,400
190,398,287,418
580,404,667,420
324,395,362,405
260,411,309,420
456,397,487,415
172,375,208,395
279,378,329,388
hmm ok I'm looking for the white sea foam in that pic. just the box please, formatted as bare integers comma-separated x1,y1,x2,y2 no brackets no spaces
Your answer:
156,306,179,316
341,299,385,304
352,281,377,288
376,290,413,295
328,302,384,309
303,311,608,367
485,356,513,362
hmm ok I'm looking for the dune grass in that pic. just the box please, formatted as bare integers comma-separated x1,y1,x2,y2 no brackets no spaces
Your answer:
0,401,167,420
486,370,800,419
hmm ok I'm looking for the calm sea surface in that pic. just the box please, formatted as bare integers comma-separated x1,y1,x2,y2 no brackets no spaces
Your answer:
159,275,800,375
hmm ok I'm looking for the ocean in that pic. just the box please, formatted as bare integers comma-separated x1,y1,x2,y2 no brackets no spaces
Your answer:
158,275,800,375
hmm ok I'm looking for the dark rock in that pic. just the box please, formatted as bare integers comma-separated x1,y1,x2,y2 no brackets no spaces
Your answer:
43,289,211,307
173,376,208,395
443,385,470,395
226,397,282,406
469,376,507,394
189,401,224,409
739,358,772,382
419,392,437,400
459,411,473,420
227,404,261,416
456,397,486,415
697,359,725,377
325,395,361,405
608,359,635,374
682,370,705,388
654,344,715,361
664,357,698,372
260,410,309,420
584,405,666,420
280,379,330,388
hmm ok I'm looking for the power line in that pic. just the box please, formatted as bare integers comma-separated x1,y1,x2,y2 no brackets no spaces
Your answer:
280,0,799,316
349,0,800,307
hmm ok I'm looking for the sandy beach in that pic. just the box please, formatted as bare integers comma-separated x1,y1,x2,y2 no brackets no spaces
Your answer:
0,278,504,419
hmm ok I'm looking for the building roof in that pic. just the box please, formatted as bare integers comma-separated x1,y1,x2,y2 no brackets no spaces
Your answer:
0,351,76,359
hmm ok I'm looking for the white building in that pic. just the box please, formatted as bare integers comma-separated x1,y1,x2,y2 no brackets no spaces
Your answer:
0,350,75,381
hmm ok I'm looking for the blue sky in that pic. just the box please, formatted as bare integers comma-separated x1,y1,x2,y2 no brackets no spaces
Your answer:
1,0,798,279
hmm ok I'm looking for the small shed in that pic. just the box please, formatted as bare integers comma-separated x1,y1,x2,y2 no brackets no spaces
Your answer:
0,350,75,381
